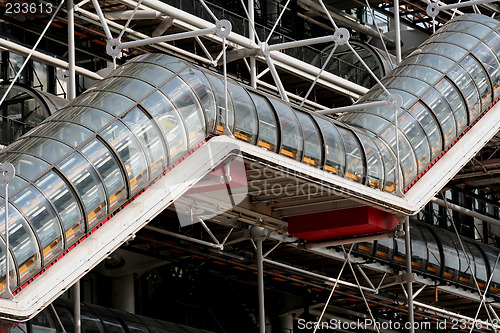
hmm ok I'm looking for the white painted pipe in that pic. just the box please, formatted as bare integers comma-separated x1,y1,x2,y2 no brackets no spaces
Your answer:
0,38,102,80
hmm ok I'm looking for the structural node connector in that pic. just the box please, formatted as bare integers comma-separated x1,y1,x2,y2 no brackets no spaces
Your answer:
215,19,232,39
426,3,439,18
333,28,350,45
106,38,121,58
0,163,15,185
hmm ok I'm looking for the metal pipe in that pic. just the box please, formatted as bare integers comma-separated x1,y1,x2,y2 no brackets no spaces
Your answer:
143,226,223,249
263,258,377,293
263,51,290,102
317,100,390,115
304,230,403,249
104,10,160,20
119,26,217,49
257,238,265,333
394,0,402,63
440,0,496,10
249,0,256,89
431,197,500,227
0,38,102,80
267,34,335,52
73,280,81,333
132,0,368,96
90,0,114,41
297,0,395,46
4,180,10,298
404,218,415,333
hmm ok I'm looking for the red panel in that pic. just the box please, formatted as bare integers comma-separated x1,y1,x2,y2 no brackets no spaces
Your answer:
288,207,399,241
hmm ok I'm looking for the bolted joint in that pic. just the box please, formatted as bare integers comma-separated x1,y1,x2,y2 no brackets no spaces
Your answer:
250,226,267,240
333,28,350,45
259,41,270,57
215,19,232,39
0,163,15,185
426,3,439,19
388,93,403,112
106,38,121,58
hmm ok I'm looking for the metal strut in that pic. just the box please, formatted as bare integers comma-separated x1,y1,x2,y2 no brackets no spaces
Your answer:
0,163,15,299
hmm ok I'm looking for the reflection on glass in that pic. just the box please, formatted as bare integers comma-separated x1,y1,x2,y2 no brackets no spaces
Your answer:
228,82,258,144
356,131,384,189
0,199,41,284
58,152,107,229
101,120,148,194
269,99,303,160
59,106,114,132
81,139,127,211
162,77,205,147
1,153,50,181
36,171,84,246
12,186,63,263
142,91,188,162
337,127,364,183
123,108,167,179
250,92,278,152
295,112,322,167
314,116,345,175
205,73,234,133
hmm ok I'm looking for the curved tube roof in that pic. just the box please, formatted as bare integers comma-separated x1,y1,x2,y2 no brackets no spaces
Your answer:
0,13,499,296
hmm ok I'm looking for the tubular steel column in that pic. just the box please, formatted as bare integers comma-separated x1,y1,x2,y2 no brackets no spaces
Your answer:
0,163,14,299
404,217,415,332
394,0,402,63
248,0,257,88
252,227,266,333
68,1,80,332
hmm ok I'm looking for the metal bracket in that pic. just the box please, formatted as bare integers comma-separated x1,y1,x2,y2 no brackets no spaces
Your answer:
0,163,15,185
379,272,416,289
333,27,350,45
426,3,440,19
215,19,231,39
388,93,403,112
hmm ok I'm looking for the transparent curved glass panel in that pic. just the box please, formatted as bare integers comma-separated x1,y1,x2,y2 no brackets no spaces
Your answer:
386,76,430,97
114,61,175,87
336,127,364,184
434,31,480,50
441,19,493,39
228,82,258,144
474,40,500,100
141,91,188,163
133,53,187,73
179,67,217,134
1,153,50,181
204,73,234,133
58,152,107,229
250,92,278,152
447,64,481,121
391,64,442,85
101,120,149,194
419,226,441,276
398,112,430,174
356,132,384,190
372,136,399,192
467,242,488,288
269,99,303,161
6,176,27,199
460,55,492,108
76,91,135,118
12,186,63,263
101,77,155,102
13,137,72,164
407,53,455,73
380,125,417,186
37,122,93,149
36,171,84,246
81,139,127,212
58,106,115,132
0,236,17,297
407,102,443,160
161,76,205,147
314,116,345,175
409,225,428,271
0,199,41,284
421,87,456,146
420,42,467,61
123,108,167,179
343,112,390,134
434,78,468,134
295,112,322,167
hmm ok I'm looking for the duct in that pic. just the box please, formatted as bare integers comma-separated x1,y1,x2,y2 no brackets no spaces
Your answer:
0,38,102,80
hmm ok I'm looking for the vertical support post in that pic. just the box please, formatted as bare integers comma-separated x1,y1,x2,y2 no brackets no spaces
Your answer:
257,238,265,333
68,1,80,332
0,162,14,299
404,217,415,333
394,0,402,63
252,226,267,333
248,0,257,88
